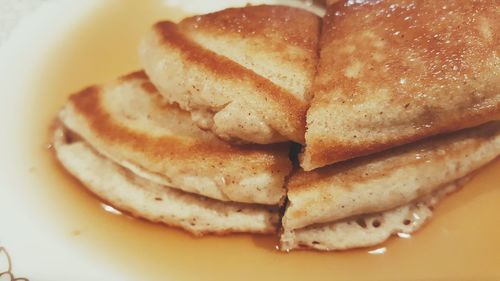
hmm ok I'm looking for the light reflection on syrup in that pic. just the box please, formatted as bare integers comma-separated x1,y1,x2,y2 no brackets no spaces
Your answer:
24,0,500,280
101,204,123,216
397,233,411,239
367,247,386,255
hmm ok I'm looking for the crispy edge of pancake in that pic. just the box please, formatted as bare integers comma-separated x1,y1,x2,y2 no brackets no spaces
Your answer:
280,176,468,251
180,5,320,52
286,122,500,230
301,108,500,171
52,125,280,236
59,71,291,205
140,20,308,144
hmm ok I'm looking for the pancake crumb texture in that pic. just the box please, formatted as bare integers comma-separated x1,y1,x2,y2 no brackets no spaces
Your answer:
280,179,464,251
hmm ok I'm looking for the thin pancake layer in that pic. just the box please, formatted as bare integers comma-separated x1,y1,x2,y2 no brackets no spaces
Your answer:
303,0,500,170
139,5,321,144
285,122,500,230
53,126,278,235
281,177,466,251
59,71,291,205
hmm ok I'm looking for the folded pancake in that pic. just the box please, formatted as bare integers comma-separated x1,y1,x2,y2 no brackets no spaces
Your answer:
302,0,500,170
139,5,321,144
58,71,292,206
281,177,467,251
53,126,279,235
282,122,500,250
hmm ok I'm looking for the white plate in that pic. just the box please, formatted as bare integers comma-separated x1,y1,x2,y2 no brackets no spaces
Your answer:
0,2,123,279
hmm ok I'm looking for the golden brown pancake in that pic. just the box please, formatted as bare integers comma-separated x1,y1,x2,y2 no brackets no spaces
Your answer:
58,71,292,206
281,177,467,251
302,0,500,170
282,122,500,250
287,122,500,230
53,126,279,235
139,5,321,144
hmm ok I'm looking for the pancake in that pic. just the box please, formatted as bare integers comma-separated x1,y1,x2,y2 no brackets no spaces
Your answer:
139,5,321,144
286,122,500,230
282,122,500,250
53,126,279,235
281,177,467,251
302,0,500,170
58,71,292,206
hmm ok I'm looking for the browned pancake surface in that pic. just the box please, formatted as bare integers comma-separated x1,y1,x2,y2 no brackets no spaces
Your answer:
303,0,500,170
180,5,319,55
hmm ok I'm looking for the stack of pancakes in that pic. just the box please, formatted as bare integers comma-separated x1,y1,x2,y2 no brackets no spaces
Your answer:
53,1,500,251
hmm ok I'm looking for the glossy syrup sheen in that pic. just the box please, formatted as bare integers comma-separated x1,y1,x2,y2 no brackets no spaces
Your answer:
26,0,500,280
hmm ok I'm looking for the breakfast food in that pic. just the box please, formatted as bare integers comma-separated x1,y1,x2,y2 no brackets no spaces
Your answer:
53,127,279,235
281,178,468,251
53,71,291,235
302,0,500,170
281,122,500,250
139,5,321,144
51,2,500,251
58,71,291,205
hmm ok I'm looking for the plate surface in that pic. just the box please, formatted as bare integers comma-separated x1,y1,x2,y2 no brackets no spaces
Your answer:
0,1,499,280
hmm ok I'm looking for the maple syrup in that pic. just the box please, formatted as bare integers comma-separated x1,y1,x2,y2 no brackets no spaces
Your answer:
24,0,500,280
